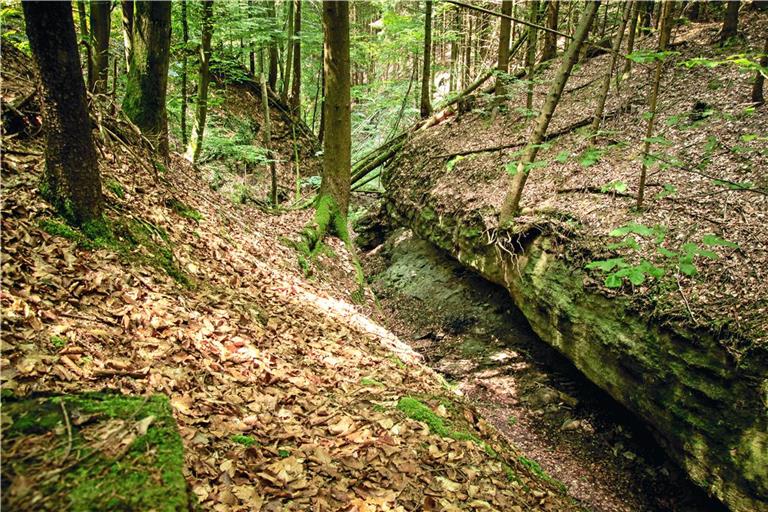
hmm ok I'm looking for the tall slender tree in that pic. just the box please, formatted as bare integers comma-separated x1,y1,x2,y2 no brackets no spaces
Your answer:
23,0,103,224
420,0,433,118
495,0,513,97
123,0,171,159
751,33,767,105
499,1,600,222
590,0,633,135
281,0,295,103
268,0,279,90
121,0,133,73
720,0,740,44
290,0,302,112
622,0,640,79
541,1,559,61
180,0,189,146
187,0,215,163
76,1,93,88
89,0,111,94
637,0,674,209
524,0,539,111
303,0,352,249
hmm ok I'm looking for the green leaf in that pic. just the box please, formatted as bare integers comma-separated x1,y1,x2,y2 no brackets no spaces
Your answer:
702,234,738,248
579,147,604,167
679,261,697,276
586,258,626,272
600,181,628,193
554,151,570,163
710,179,754,190
657,247,677,258
604,274,623,288
446,155,465,172
607,237,640,250
654,184,677,200
740,134,758,142
609,223,659,238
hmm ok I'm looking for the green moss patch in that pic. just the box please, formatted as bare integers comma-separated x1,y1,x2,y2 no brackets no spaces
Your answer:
1,393,189,511
166,198,203,222
396,396,479,443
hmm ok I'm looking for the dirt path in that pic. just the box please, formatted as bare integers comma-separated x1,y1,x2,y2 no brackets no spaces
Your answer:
363,228,726,512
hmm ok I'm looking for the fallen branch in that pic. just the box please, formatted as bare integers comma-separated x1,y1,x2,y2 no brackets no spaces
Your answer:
556,186,635,199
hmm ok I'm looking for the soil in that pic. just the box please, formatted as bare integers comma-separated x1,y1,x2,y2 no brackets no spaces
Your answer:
363,226,729,512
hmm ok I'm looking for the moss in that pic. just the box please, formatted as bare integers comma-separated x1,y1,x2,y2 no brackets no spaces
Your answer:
50,334,68,348
106,179,126,199
167,198,203,222
41,219,81,241
277,448,291,458
232,434,257,446
2,393,188,512
518,455,566,491
396,396,480,444
360,377,385,387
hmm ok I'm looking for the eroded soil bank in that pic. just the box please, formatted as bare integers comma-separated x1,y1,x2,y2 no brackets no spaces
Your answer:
362,226,729,512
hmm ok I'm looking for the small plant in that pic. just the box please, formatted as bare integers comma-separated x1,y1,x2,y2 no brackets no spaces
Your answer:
50,335,68,348
167,198,203,222
277,448,290,458
106,179,126,199
360,376,385,387
231,434,257,447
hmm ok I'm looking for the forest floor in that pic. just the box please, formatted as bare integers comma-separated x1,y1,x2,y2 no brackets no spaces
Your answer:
2,45,582,511
387,16,768,361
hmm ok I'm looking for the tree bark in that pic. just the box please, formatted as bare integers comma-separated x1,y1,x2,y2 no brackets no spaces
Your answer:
181,0,189,146
751,33,768,105
525,0,539,111
23,0,103,224
590,0,633,135
89,0,110,94
637,0,674,209
420,0,434,118
495,0,513,97
123,0,171,159
290,0,301,113
720,0,739,44
121,0,133,73
499,1,600,223
541,1,559,62
187,0,215,163
318,0,351,226
259,52,277,206
281,0,295,103
76,1,93,89
622,0,640,78
268,0,279,90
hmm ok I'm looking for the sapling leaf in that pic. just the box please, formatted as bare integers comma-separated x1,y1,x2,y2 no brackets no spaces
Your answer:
702,234,738,248
604,274,623,288
586,258,626,272
554,151,570,163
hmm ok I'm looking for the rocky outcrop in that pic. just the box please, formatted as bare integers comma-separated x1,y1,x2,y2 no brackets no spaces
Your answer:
384,201,768,512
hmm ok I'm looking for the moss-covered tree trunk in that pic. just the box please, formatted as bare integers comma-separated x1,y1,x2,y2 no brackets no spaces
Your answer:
187,0,214,163
590,0,632,135
499,1,599,223
420,0,433,118
637,0,673,209
300,0,352,253
23,0,103,224
541,0,559,62
290,0,301,113
122,0,171,159
89,0,111,94
495,0,513,98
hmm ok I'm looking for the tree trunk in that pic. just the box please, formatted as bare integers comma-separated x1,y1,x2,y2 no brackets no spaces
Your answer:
622,0,640,78
259,52,277,206
495,0,513,97
123,0,171,159
637,0,673,209
464,15,472,89
541,1,559,61
290,0,301,113
499,0,600,222
449,8,459,92
181,0,189,146
89,0,110,94
23,0,103,224
76,1,93,89
121,0,133,73
281,0,295,103
268,0,279,90
720,0,739,44
525,0,539,111
187,0,214,163
420,0,434,118
318,46,325,145
751,33,768,105
590,0,632,135
317,0,351,231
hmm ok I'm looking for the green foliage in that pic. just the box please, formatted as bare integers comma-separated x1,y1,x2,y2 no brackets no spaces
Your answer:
50,335,68,348
231,434,257,447
360,377,385,387
579,147,604,167
600,181,627,193
627,49,679,63
396,397,478,444
446,155,465,172
106,179,126,199
167,198,203,222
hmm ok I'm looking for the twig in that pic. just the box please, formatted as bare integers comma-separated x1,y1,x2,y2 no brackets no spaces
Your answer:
59,401,73,462
677,276,697,325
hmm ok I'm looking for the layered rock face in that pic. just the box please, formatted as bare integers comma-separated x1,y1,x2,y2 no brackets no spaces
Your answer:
384,200,768,512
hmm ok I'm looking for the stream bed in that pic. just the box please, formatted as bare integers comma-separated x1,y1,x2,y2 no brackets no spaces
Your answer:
362,228,727,512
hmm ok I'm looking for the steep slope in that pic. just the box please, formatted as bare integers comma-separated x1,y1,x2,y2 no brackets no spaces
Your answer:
2,42,581,510
384,17,768,512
